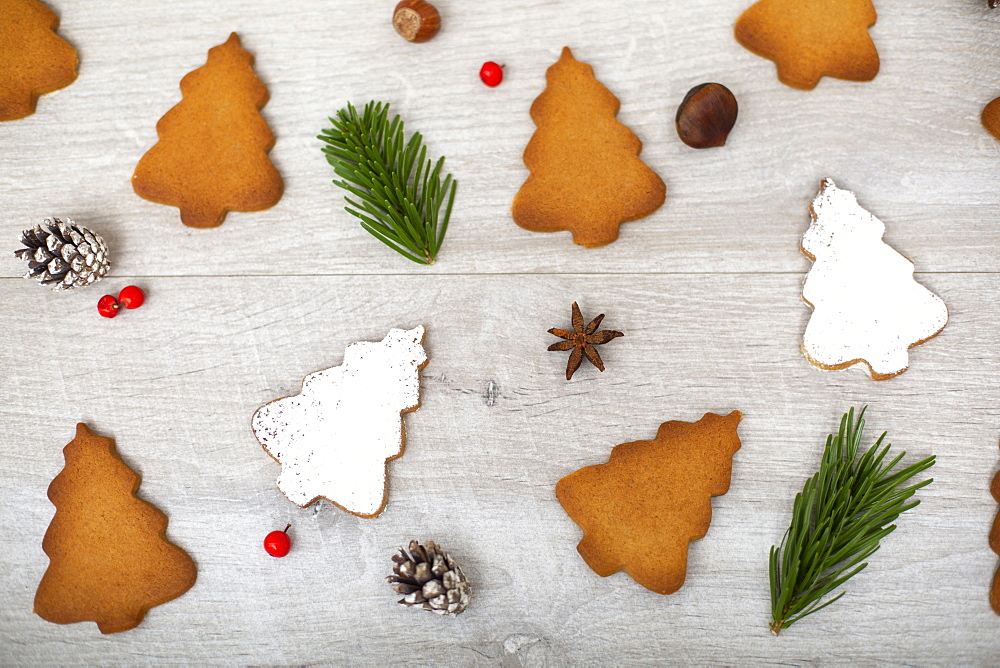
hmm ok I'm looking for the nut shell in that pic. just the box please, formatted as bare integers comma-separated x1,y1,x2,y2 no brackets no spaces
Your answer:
393,0,441,43
675,83,738,149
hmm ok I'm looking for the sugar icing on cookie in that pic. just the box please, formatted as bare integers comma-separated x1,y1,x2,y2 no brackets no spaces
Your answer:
251,326,427,516
801,179,947,380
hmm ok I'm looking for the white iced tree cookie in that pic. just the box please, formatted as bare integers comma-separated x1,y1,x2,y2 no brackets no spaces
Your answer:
251,326,427,517
801,179,948,380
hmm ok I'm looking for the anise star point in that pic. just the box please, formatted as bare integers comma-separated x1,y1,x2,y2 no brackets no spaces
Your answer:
547,302,624,380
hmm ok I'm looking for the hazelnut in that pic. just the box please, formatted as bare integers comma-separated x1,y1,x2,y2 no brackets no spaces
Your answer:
675,83,738,149
393,0,441,43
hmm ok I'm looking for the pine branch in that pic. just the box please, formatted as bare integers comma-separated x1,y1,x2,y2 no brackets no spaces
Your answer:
319,101,457,265
769,407,935,636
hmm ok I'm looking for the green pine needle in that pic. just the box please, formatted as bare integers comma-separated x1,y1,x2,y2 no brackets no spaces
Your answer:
319,101,457,265
769,407,935,636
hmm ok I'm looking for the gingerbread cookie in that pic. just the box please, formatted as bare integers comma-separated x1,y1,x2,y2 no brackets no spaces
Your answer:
0,0,78,121
556,411,742,594
252,326,428,517
132,33,283,228
801,179,948,380
990,467,1000,614
982,97,1000,141
734,0,879,90
34,424,196,634
511,47,666,248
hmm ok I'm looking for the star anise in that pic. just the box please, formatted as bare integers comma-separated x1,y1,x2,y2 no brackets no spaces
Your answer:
548,302,624,380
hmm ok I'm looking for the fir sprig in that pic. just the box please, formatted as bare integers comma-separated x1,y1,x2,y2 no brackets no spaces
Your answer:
319,101,457,265
769,407,935,635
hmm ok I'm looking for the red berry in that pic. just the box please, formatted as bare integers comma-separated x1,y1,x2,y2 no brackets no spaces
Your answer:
118,285,145,309
97,295,120,318
264,524,291,557
480,61,503,87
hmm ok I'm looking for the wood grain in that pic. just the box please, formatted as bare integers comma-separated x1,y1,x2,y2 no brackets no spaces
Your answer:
1,0,999,664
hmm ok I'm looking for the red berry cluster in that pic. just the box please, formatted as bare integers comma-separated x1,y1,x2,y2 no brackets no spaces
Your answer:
98,285,145,318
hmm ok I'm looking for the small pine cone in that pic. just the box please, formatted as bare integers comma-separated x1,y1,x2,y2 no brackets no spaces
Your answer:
15,217,110,290
387,540,471,616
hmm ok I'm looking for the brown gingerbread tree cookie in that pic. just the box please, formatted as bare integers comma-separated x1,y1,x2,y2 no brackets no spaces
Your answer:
983,97,1000,141
132,32,283,228
734,0,879,90
34,423,196,634
556,411,742,594
511,47,666,248
990,467,1000,614
0,0,78,121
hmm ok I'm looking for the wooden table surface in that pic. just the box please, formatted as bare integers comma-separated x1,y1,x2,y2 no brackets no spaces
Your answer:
2,0,999,664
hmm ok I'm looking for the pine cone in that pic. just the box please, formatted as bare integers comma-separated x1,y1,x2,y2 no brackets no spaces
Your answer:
388,540,471,616
15,217,110,290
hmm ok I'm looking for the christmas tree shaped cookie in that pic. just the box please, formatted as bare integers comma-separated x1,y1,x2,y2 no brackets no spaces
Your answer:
983,97,1000,141
801,179,948,380
990,466,1000,614
556,411,742,594
734,0,879,90
252,326,428,517
0,0,78,121
511,47,666,247
132,33,283,228
34,424,196,634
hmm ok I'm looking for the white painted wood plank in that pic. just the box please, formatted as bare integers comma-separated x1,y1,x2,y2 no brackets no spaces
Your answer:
1,0,998,277
0,274,997,664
